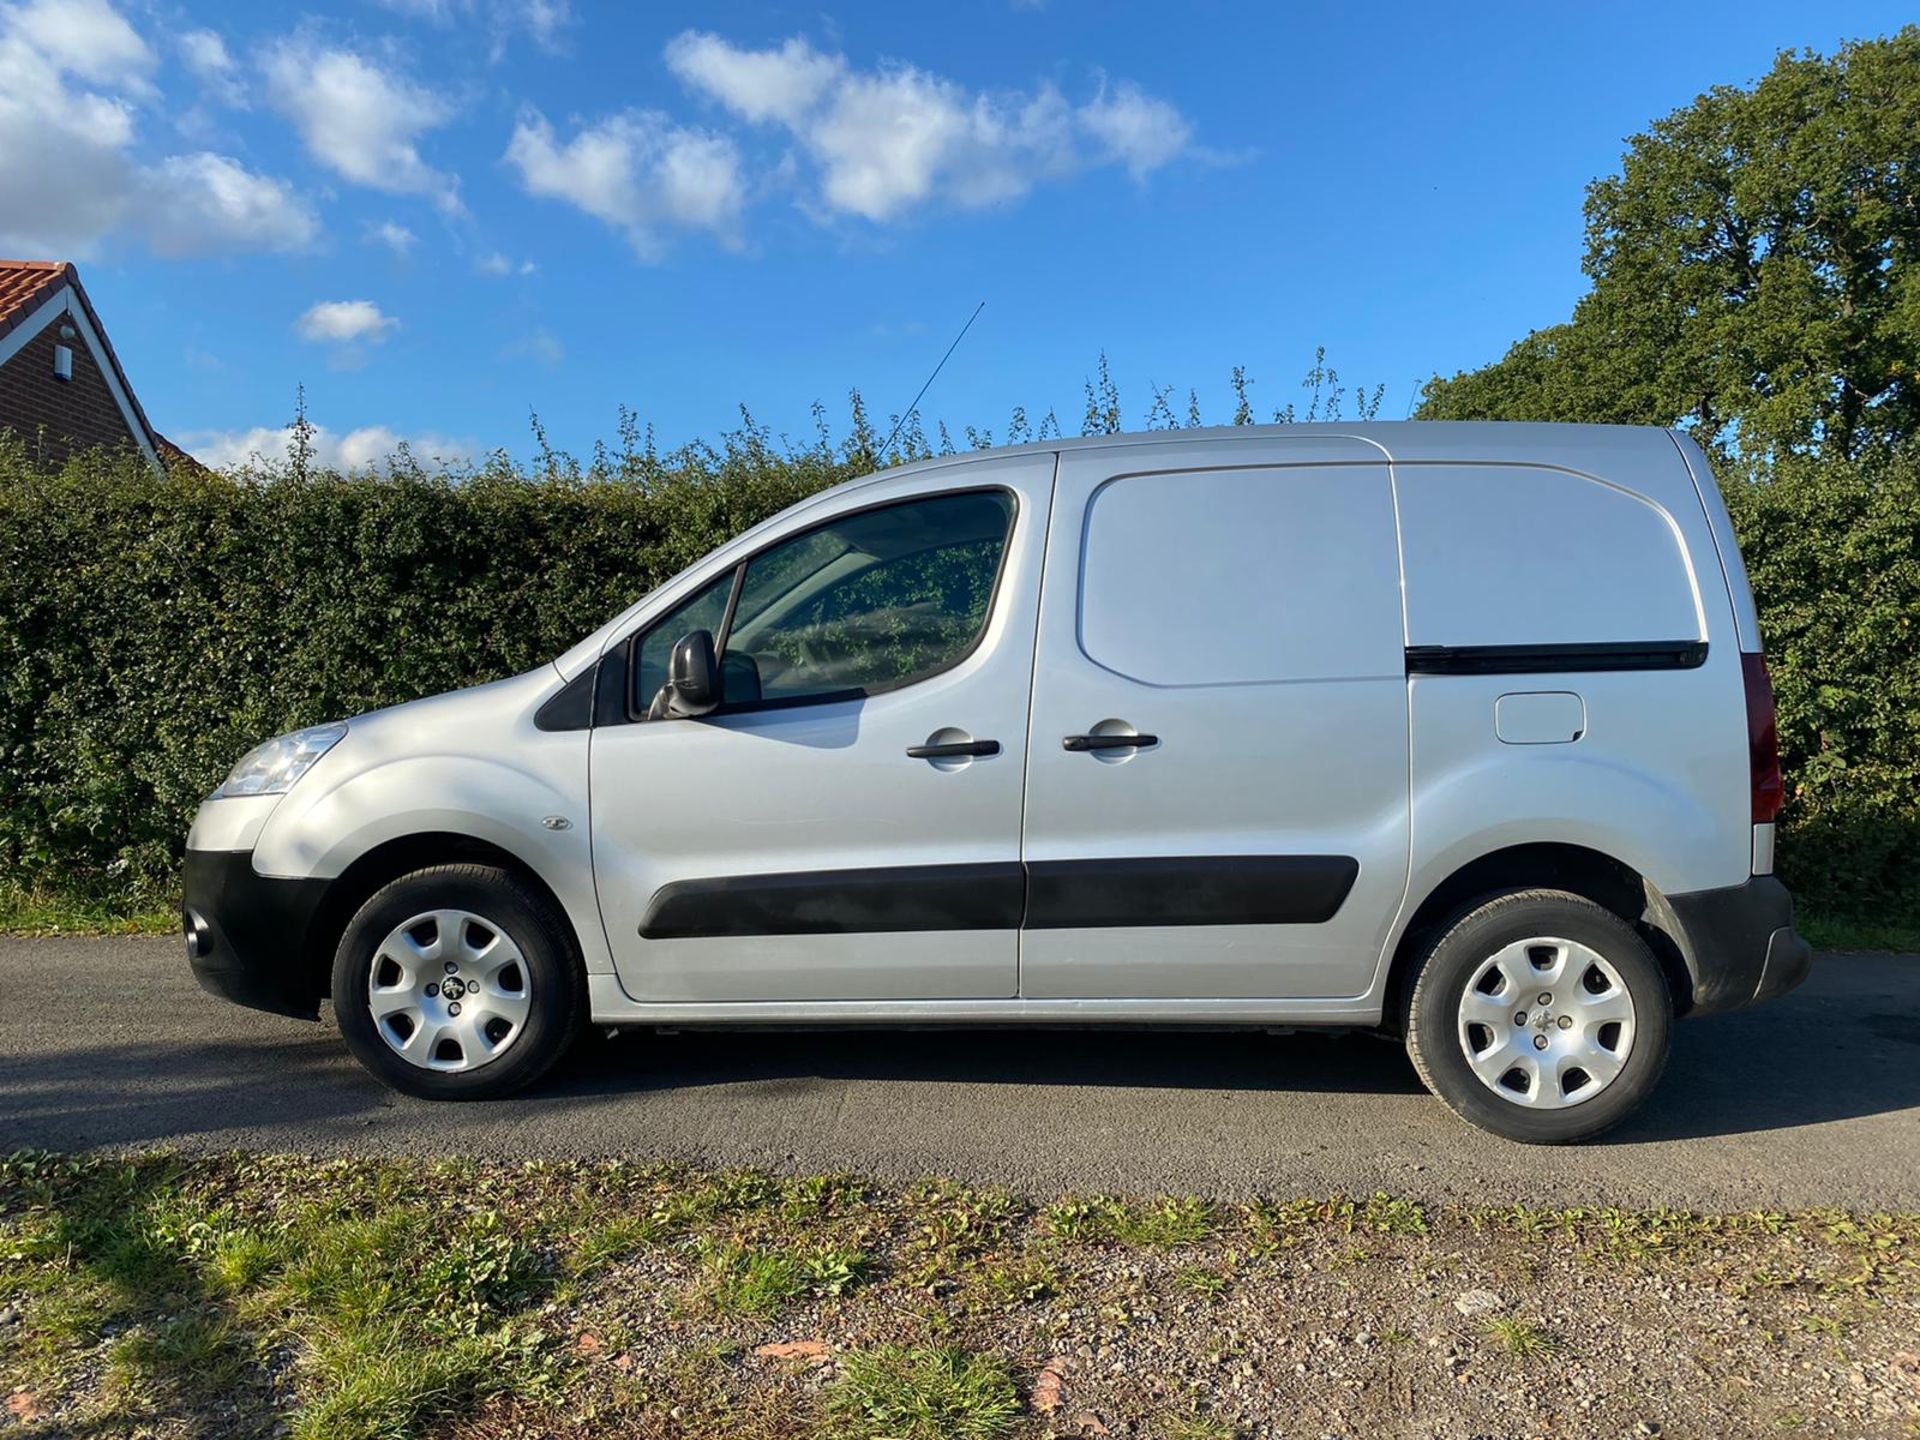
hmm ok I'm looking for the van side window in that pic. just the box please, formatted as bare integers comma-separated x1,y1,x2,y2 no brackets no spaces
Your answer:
1396,465,1701,646
718,490,1015,708
1078,466,1404,686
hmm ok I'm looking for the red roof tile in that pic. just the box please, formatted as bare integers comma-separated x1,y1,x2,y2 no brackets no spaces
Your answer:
0,260,73,340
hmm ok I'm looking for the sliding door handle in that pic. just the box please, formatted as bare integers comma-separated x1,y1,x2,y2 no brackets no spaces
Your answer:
907,739,1002,759
1062,732,1158,752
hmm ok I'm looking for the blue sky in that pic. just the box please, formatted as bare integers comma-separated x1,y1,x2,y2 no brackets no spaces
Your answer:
2,0,1910,469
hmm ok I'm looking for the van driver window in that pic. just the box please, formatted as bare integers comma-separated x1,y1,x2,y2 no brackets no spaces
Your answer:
719,491,1013,708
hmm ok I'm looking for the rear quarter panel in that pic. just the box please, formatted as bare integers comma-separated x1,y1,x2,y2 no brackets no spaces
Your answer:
1379,426,1750,1000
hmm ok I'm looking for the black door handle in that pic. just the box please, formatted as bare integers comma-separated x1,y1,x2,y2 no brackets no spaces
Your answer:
907,739,1002,759
1062,733,1158,752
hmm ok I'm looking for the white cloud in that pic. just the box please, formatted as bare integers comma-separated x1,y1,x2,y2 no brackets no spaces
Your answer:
502,327,563,365
296,299,399,345
811,68,1076,220
663,31,838,127
9,0,151,88
0,0,315,257
504,108,743,257
178,27,245,107
181,423,474,473
512,0,572,48
370,0,456,18
475,250,535,277
665,31,1193,223
365,219,417,255
1079,80,1192,179
0,0,139,251
262,40,459,211
143,153,318,255
373,0,573,52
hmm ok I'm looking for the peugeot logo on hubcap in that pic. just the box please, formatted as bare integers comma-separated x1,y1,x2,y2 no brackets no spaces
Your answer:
441,977,467,1002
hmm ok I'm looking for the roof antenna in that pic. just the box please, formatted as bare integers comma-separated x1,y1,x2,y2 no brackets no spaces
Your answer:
878,300,985,463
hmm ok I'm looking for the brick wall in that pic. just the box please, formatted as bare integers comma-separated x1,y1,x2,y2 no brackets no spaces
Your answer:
0,310,144,467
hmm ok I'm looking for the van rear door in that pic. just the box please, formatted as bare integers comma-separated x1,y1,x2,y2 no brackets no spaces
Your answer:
1019,436,1411,1000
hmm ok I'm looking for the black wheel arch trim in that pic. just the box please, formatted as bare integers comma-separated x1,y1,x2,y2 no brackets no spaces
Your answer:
186,834,588,1023
1655,874,1811,1017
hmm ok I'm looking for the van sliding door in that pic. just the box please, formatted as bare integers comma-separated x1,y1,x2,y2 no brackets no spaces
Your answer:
1019,437,1411,1000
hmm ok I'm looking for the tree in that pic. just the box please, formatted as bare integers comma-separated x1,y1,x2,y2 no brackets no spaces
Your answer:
1421,27,1920,462
1415,323,1647,426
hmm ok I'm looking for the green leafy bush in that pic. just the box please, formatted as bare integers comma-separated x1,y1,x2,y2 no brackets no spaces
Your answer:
1721,446,1920,917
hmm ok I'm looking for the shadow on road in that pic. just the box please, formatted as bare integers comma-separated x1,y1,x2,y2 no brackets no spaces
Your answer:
1,954,1914,1152
563,1023,1429,1098
1611,960,1920,1143
0,1034,383,1149
555,968,1920,1144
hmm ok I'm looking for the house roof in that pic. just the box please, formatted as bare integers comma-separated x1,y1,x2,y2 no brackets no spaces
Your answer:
0,260,70,340
152,432,213,477
0,259,160,461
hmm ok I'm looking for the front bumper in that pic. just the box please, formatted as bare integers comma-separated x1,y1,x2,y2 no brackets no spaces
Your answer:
181,849,330,1020
1663,874,1812,1017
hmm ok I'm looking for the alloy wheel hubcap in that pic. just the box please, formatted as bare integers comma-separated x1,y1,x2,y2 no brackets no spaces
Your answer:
369,909,531,1073
1456,936,1636,1109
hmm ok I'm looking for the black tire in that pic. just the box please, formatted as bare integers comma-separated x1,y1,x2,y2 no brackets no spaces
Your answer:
1404,889,1672,1144
332,864,584,1100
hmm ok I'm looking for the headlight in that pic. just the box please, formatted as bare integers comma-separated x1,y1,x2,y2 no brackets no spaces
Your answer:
213,721,348,798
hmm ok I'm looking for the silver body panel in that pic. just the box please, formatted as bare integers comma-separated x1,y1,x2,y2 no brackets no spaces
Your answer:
1020,437,1410,999
193,422,1759,1027
249,668,614,976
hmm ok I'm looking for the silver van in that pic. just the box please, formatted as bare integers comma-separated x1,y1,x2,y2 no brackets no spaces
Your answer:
183,422,1808,1142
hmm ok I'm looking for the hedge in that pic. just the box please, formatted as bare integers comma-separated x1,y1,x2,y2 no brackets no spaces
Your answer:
2,432,1915,920
1719,446,1920,917
0,434,838,902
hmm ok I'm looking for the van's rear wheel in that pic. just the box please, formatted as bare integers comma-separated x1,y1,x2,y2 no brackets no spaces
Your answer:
1405,889,1672,1144
332,864,583,1100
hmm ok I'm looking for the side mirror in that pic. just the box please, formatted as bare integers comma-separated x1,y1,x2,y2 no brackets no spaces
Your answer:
662,629,720,718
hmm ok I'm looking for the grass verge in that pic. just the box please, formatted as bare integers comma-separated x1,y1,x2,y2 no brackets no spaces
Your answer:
1797,908,1920,953
0,884,174,937
2,1153,1917,1439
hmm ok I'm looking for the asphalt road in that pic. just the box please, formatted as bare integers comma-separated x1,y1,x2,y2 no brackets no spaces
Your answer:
2,936,1917,1209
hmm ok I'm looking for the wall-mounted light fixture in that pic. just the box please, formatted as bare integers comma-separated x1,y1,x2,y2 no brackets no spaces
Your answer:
52,318,78,381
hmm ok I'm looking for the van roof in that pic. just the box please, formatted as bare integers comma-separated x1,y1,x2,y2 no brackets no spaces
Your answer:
868,419,1682,476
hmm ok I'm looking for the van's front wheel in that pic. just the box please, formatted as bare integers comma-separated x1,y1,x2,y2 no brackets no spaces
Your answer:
1405,889,1672,1144
332,864,584,1100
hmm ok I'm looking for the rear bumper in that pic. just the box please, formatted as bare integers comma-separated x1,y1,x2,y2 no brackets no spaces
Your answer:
181,849,329,1020
1664,874,1812,1017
